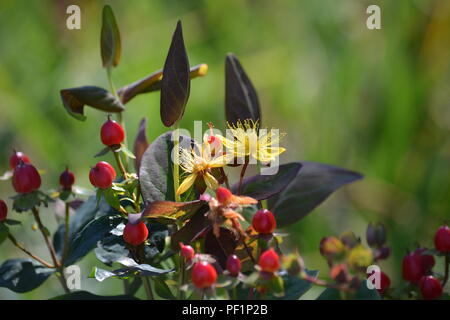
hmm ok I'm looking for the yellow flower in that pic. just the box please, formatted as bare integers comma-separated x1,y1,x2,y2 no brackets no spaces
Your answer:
218,120,286,163
176,141,230,196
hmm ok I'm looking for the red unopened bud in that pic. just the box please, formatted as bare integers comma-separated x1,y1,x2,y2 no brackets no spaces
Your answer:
180,243,195,260
216,187,233,204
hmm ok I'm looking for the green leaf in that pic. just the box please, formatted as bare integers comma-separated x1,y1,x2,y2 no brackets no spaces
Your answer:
160,20,190,127
355,281,381,300
267,270,318,300
316,287,341,300
100,5,121,68
94,146,111,158
95,235,129,267
11,191,53,213
0,223,9,245
231,162,302,200
3,219,21,226
51,290,138,300
53,195,114,258
139,131,193,203
0,258,54,293
64,214,123,266
60,86,125,121
225,53,261,126
154,278,177,300
103,187,121,210
118,145,136,159
91,258,174,282
268,162,363,228
133,118,149,172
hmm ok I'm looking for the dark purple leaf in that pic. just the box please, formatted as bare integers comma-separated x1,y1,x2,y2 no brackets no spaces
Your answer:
160,20,190,127
231,162,302,200
204,228,238,269
269,162,363,227
100,5,121,68
225,53,261,126
60,86,124,121
133,118,149,172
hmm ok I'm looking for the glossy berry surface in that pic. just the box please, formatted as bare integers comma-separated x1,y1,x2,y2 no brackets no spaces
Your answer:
12,162,41,194
252,209,276,234
9,151,30,169
89,161,116,189
226,255,241,277
0,200,7,221
180,243,195,260
434,225,450,253
59,168,75,190
402,252,425,283
415,248,435,272
258,248,280,273
419,276,443,300
123,221,149,246
100,118,125,146
191,261,217,289
216,187,233,204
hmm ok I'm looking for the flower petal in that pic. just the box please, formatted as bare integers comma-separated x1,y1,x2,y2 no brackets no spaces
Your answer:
176,173,197,195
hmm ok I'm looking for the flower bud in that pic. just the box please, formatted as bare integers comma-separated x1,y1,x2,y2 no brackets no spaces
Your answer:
347,245,373,271
319,236,345,260
366,222,387,248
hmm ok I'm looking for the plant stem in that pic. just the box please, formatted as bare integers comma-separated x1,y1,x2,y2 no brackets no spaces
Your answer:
123,279,130,295
240,233,256,265
142,277,155,300
443,254,449,286
220,167,230,189
62,202,70,264
178,257,186,300
113,149,127,179
107,66,129,169
237,159,249,195
7,234,55,268
173,123,181,202
32,207,70,293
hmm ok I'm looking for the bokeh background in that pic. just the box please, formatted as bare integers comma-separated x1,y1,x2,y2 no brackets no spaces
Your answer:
0,0,449,299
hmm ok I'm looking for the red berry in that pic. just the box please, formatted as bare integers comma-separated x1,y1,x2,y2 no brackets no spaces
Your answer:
258,248,280,273
434,225,450,253
59,168,75,190
89,161,116,189
252,209,276,234
12,162,41,194
402,252,425,283
367,271,390,294
226,254,241,277
123,221,148,246
9,151,30,169
0,200,7,221
419,275,443,300
191,261,217,289
100,118,125,147
180,243,195,260
415,248,435,272
216,187,233,204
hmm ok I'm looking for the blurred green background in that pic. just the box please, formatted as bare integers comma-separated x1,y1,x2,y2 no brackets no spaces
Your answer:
0,0,449,299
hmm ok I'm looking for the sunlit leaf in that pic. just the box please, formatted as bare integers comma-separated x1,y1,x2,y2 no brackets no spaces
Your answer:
100,5,121,68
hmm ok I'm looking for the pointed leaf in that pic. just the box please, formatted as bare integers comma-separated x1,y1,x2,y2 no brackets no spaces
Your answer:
0,259,54,293
231,162,302,200
100,5,121,68
269,162,363,228
142,200,203,220
160,20,190,127
204,227,238,269
170,206,209,250
133,118,149,172
139,131,193,203
225,53,261,126
60,86,125,121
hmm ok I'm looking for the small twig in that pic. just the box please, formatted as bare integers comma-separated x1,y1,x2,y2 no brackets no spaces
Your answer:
219,168,230,189
173,124,181,202
142,277,155,300
443,254,449,286
178,257,186,300
237,159,249,195
7,234,55,268
240,234,256,265
113,150,127,179
62,202,70,264
32,207,70,293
